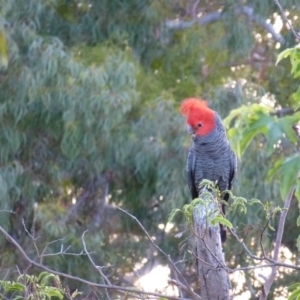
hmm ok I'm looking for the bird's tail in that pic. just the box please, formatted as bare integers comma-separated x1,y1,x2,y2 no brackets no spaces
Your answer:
220,224,227,243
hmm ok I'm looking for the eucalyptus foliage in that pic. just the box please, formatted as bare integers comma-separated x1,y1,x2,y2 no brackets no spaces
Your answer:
0,0,299,298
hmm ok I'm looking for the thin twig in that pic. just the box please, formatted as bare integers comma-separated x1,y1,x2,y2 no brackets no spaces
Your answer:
166,5,284,43
116,206,201,300
0,224,189,300
229,222,300,271
274,0,300,41
41,249,86,258
0,209,15,214
169,279,193,294
191,0,200,18
172,267,183,298
229,228,264,261
22,219,40,241
38,237,89,264
259,214,273,259
259,186,296,300
22,218,40,257
81,230,112,300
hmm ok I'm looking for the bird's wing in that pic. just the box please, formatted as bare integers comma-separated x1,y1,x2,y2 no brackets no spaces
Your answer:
220,149,237,242
228,149,237,190
186,147,198,200
222,149,237,202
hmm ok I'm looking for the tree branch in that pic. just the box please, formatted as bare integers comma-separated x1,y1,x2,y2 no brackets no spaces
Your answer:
82,230,112,300
116,206,201,300
166,5,284,44
0,224,190,300
274,0,300,42
259,185,296,300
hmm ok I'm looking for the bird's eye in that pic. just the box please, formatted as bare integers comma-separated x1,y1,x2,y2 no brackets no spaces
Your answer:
197,123,203,127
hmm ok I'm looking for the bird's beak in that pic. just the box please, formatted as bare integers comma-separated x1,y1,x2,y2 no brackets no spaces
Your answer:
186,124,196,139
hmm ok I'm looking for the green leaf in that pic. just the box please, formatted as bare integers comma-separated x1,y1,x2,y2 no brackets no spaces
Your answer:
290,49,300,78
0,28,8,68
293,86,300,110
38,272,59,286
248,198,263,206
211,215,233,228
288,283,300,291
278,114,300,144
7,282,26,292
168,209,182,222
295,183,300,203
297,235,300,252
267,157,284,181
47,289,64,299
71,289,82,298
288,286,300,300
268,224,275,231
239,127,265,157
13,297,24,300
276,48,293,65
280,155,300,200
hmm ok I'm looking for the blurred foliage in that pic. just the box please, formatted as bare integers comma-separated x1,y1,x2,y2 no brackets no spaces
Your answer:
0,272,80,299
0,0,299,298
288,282,300,300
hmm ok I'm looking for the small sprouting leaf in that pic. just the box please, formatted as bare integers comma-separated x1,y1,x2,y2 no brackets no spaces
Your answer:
17,274,34,283
71,290,82,298
273,206,282,214
38,272,60,285
47,289,64,299
268,224,275,231
7,282,26,292
191,197,207,207
248,198,263,206
236,197,247,204
211,215,233,228
168,209,181,223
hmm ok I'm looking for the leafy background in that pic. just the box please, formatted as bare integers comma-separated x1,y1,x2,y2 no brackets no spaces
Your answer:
0,0,300,299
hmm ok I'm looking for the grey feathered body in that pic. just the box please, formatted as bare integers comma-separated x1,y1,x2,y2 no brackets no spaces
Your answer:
186,113,236,235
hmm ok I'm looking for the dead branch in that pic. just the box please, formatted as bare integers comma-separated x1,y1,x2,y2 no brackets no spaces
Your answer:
193,195,231,300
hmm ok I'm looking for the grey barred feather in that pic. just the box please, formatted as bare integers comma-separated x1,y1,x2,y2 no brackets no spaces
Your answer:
186,112,237,242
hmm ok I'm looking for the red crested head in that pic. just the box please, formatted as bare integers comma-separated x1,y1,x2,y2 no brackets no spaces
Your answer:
180,98,216,136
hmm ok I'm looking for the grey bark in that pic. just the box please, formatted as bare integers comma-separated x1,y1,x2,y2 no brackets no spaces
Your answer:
193,192,231,300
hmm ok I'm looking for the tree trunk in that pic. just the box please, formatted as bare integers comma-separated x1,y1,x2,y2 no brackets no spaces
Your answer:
193,193,231,300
